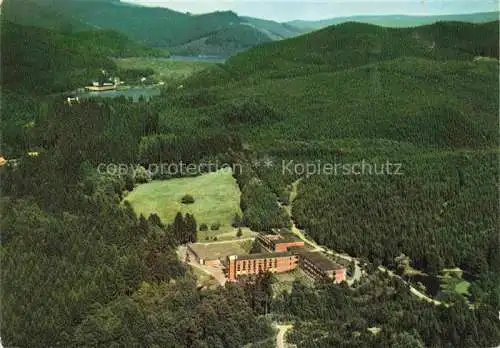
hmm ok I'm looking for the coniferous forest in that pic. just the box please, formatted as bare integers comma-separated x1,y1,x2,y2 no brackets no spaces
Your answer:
1,3,500,347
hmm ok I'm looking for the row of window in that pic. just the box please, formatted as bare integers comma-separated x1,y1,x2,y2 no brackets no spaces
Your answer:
236,258,277,271
235,257,299,272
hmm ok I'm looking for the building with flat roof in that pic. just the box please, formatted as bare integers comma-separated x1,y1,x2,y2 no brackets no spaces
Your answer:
297,251,346,283
226,252,299,281
258,228,305,252
184,229,347,284
187,242,248,267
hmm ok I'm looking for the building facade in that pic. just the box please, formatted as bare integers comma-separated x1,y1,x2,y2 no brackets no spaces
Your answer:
226,252,299,281
186,230,347,284
298,251,346,283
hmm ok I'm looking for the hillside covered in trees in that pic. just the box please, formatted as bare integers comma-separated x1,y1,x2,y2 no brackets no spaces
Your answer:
286,11,499,30
1,0,308,56
174,19,499,345
0,20,167,93
0,96,273,347
1,11,499,348
222,20,499,78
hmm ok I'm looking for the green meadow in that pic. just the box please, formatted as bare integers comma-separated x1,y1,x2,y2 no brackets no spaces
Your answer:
125,169,242,231
114,57,215,83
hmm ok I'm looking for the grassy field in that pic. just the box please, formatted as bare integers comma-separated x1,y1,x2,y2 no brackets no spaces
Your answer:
439,268,471,297
125,170,243,233
199,227,257,242
114,57,215,83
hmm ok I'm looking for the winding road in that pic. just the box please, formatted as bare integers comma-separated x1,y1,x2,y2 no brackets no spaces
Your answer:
283,179,362,286
284,178,441,305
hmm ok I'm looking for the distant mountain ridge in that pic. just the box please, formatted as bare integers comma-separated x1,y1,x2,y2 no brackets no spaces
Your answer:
1,0,308,57
224,20,499,79
286,11,499,30
2,0,497,57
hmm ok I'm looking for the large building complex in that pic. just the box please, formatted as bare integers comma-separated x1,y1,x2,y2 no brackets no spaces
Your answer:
224,228,347,283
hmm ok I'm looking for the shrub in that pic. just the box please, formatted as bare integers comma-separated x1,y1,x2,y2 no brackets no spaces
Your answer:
232,213,243,227
181,194,195,204
210,222,221,231
134,165,151,183
199,223,208,231
236,228,243,238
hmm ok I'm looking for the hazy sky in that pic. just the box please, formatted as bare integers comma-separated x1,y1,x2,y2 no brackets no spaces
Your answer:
124,0,499,22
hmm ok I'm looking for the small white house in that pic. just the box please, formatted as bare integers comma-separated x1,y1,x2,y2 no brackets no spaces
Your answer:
66,96,80,105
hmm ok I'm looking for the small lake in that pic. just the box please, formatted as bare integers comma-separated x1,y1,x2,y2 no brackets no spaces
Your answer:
61,55,227,101
75,86,161,101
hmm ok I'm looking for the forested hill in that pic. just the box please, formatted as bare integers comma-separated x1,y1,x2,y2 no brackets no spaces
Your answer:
224,20,499,78
1,8,500,347
0,0,93,31
0,20,166,93
1,0,308,56
286,11,500,30
176,18,499,304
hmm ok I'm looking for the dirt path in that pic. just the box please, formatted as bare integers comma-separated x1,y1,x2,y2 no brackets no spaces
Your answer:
275,324,293,348
378,266,443,306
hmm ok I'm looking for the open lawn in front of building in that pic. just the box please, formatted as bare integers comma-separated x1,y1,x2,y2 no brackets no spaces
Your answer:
125,170,242,236
199,227,257,242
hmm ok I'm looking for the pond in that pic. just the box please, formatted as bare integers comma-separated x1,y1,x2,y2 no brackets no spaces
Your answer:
75,85,161,101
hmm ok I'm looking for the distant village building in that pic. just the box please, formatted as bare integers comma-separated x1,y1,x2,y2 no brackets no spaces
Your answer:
66,96,80,105
86,80,116,91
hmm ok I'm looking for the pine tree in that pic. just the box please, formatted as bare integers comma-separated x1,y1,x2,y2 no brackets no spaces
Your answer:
184,213,197,243
173,212,185,243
